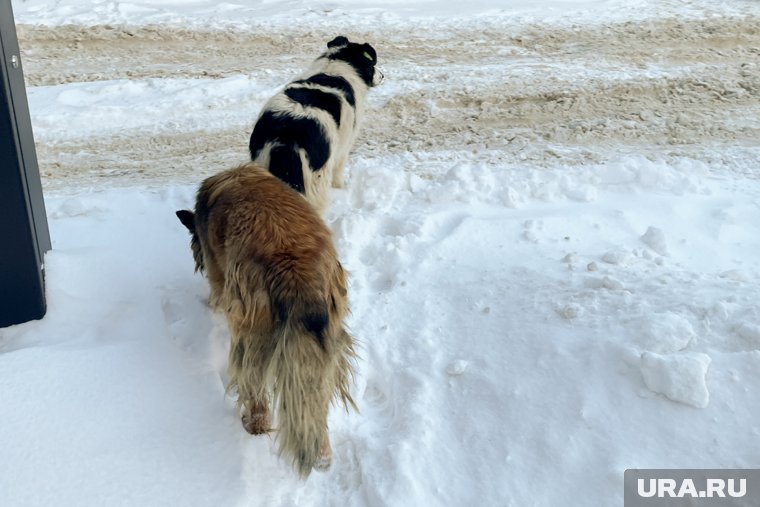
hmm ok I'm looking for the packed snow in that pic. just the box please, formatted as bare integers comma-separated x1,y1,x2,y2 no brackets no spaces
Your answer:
2,0,760,505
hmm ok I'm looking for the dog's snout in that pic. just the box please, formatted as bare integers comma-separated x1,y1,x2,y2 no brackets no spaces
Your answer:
373,68,385,86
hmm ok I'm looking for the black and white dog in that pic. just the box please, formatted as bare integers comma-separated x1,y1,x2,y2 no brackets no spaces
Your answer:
248,36,383,215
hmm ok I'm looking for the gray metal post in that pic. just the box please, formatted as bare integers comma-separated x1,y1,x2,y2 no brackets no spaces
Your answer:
0,0,52,327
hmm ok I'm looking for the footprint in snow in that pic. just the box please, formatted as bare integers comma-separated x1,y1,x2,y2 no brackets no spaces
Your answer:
160,288,225,383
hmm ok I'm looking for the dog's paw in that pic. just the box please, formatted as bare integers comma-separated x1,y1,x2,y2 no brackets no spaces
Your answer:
313,436,333,472
313,455,332,472
241,411,271,435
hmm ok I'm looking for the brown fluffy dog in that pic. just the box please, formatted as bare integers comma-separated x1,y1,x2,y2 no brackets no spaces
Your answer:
176,163,356,478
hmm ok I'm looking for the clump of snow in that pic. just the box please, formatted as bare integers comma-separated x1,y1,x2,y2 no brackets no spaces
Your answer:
446,360,469,376
585,275,626,291
735,323,760,349
601,249,632,265
640,226,669,256
559,303,584,319
635,312,696,353
640,352,712,408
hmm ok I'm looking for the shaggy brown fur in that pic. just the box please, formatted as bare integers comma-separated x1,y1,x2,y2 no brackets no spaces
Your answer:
176,163,356,478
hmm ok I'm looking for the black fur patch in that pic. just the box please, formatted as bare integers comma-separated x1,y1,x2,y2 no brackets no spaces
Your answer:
327,43,378,88
293,73,356,107
249,111,331,175
284,87,342,127
268,144,305,193
302,310,329,350
273,298,329,350
274,298,289,323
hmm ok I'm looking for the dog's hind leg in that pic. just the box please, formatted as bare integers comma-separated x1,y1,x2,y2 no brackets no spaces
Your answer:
313,429,332,472
226,305,273,436
331,156,348,189
242,398,271,435
229,343,272,435
230,346,272,435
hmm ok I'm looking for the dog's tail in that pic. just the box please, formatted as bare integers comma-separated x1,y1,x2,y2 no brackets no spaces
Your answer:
271,307,333,477
225,258,356,478
267,293,356,478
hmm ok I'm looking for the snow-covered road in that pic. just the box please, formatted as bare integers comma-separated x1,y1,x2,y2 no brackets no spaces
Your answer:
18,15,760,189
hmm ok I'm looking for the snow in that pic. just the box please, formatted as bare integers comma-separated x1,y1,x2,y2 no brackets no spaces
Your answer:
640,226,669,257
6,0,650,27
640,351,712,409
635,311,696,354
29,76,268,142
3,0,760,505
10,0,760,28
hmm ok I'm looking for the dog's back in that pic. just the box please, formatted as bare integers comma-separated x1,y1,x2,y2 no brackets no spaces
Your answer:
194,165,337,311
179,163,355,477
249,36,383,215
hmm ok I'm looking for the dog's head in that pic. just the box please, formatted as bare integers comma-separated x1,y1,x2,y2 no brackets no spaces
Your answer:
324,35,384,88
176,209,204,273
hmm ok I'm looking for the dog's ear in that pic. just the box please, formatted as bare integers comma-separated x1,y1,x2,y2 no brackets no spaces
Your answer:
175,209,195,233
327,36,349,49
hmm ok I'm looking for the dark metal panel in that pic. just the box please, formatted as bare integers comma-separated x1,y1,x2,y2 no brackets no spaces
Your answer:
0,0,52,327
